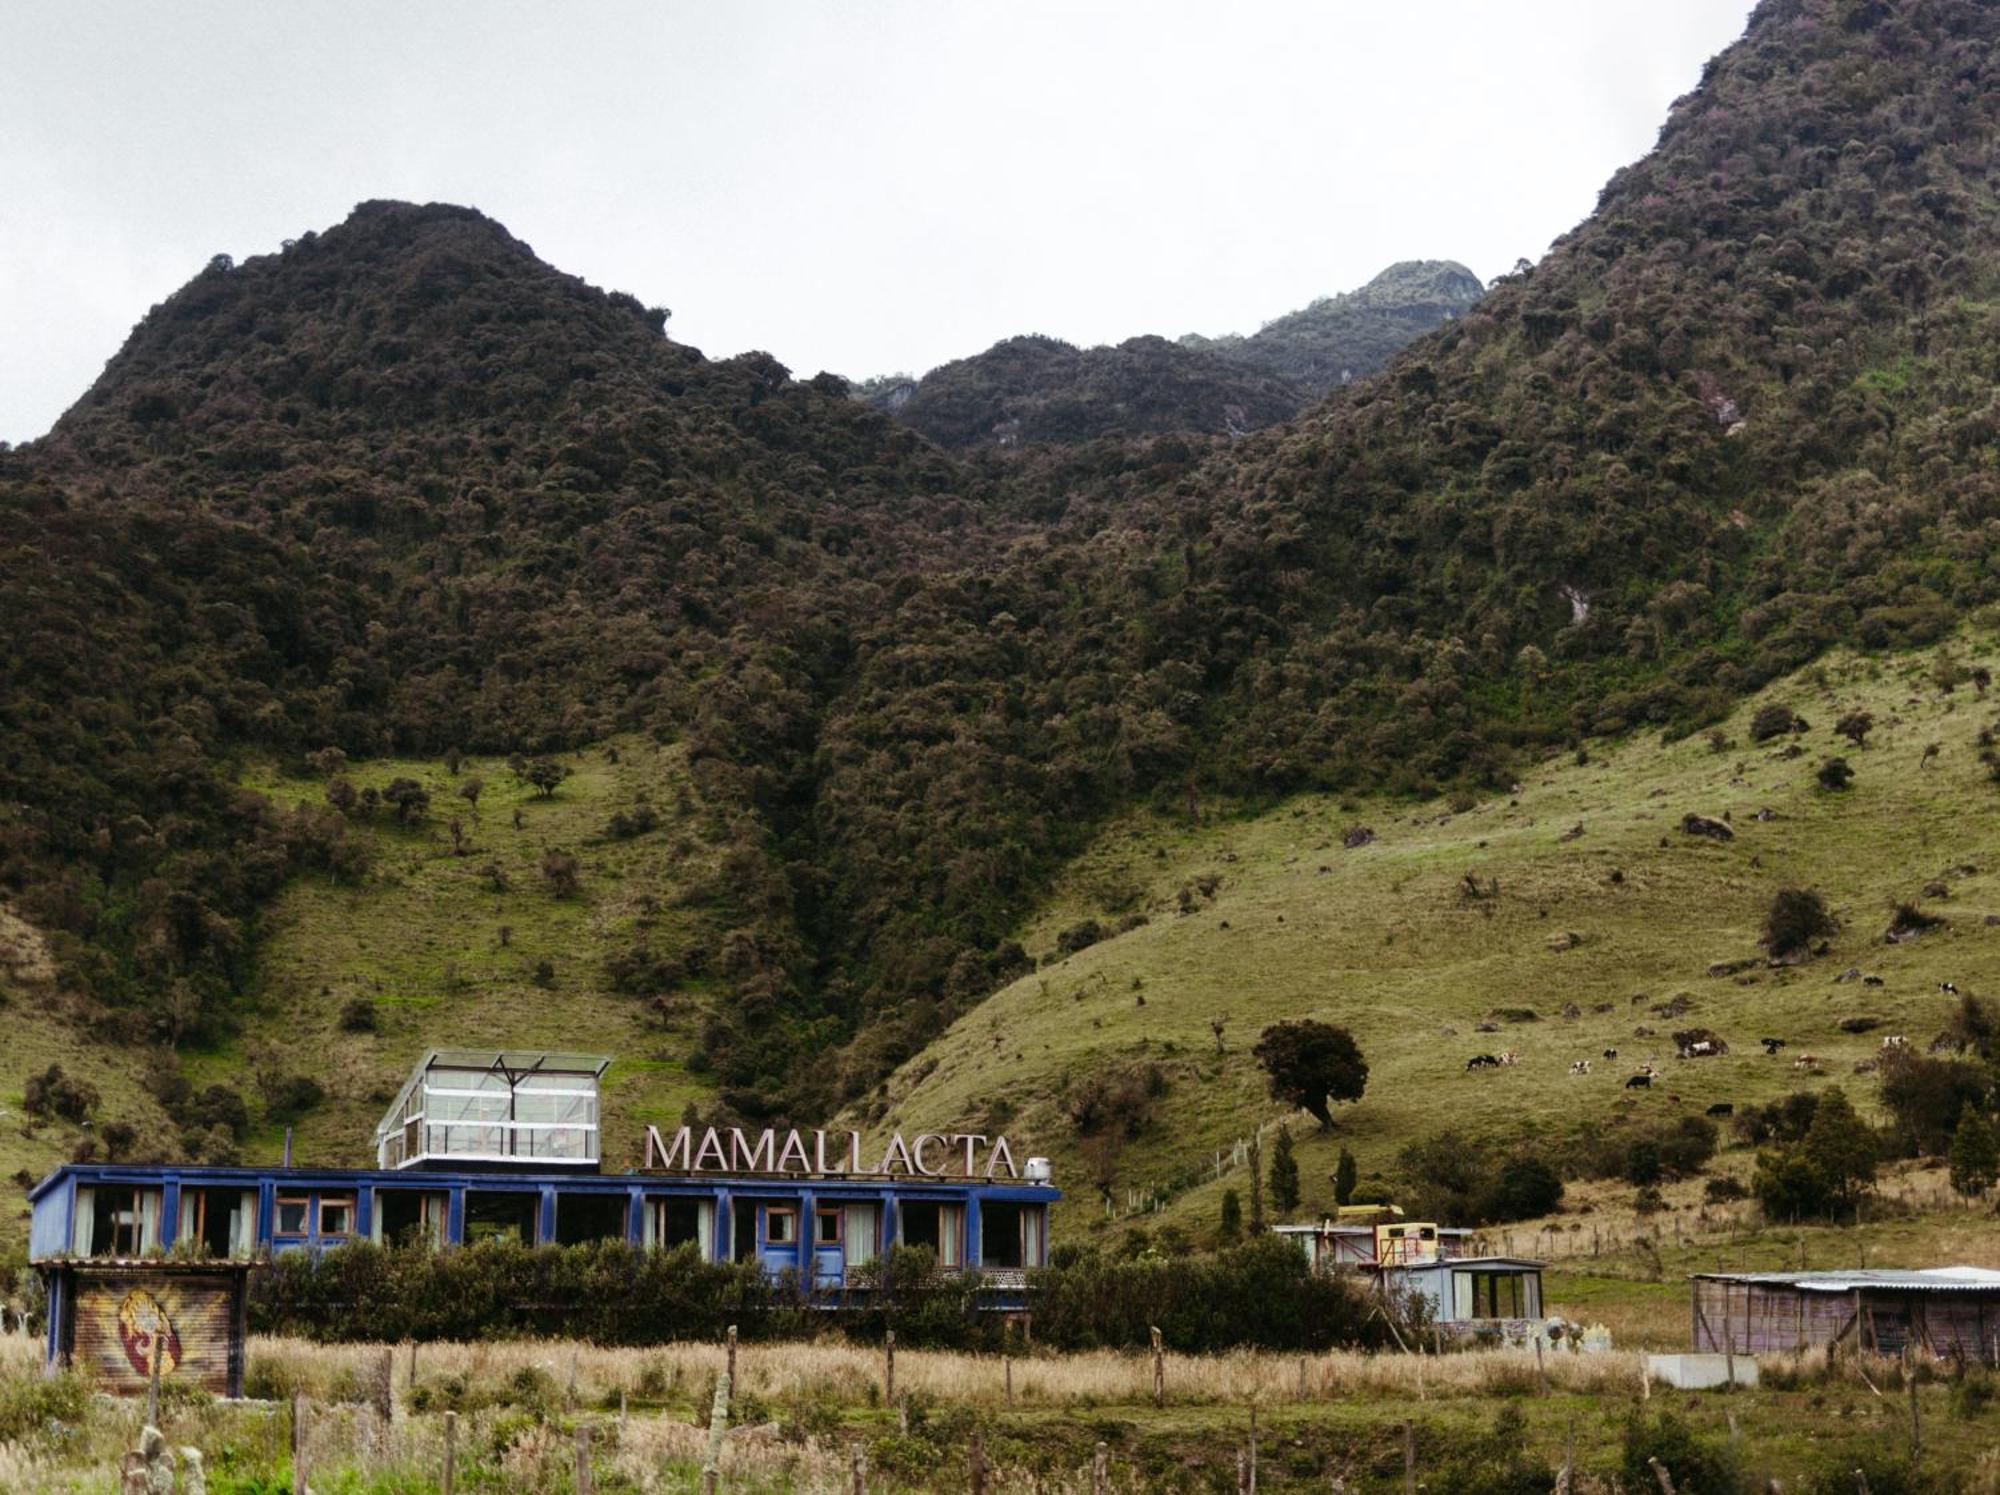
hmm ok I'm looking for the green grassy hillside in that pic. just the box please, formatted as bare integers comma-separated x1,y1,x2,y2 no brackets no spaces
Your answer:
0,738,723,1250
859,635,2000,1241
9,637,1999,1267
230,738,721,1171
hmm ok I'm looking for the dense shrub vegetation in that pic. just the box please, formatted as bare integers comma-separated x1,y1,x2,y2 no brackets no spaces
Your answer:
5,0,2000,1123
249,1236,1395,1353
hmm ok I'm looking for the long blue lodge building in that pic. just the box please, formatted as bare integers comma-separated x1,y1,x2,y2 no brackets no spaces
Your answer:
30,1052,1058,1392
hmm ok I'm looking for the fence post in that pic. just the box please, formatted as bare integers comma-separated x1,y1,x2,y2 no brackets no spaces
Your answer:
1298,1356,1308,1401
1649,1457,1677,1495
409,1339,418,1390
377,1347,395,1423
1093,1441,1108,1495
701,1363,731,1495
1238,1449,1250,1494
1909,1364,1921,1463
1248,1403,1258,1494
970,1430,989,1495
442,1409,457,1495
1536,1337,1549,1396
291,1396,307,1495
1005,1354,1014,1406
884,1328,896,1403
575,1423,594,1495
1402,1420,1415,1495
851,1444,867,1495
727,1323,739,1395
1151,1326,1164,1407
148,1334,162,1430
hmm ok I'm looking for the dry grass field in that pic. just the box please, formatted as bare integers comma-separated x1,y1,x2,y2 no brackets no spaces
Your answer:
4,1322,2000,1491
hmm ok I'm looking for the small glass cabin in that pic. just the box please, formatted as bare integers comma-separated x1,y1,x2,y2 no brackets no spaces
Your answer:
374,1050,608,1170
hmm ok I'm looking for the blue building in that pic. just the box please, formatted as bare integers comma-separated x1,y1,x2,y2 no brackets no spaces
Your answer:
30,1051,1060,1387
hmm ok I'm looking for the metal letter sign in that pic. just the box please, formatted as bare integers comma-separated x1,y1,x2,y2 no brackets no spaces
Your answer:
643,1126,1021,1180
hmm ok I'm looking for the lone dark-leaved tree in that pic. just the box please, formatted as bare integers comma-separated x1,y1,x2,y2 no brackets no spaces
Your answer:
1763,887,1835,960
523,758,570,798
1253,1020,1368,1130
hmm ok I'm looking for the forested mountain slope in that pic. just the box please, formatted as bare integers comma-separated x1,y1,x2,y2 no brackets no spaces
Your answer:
863,259,1485,450
861,332,1309,449
2,0,1998,1167
1179,258,1486,397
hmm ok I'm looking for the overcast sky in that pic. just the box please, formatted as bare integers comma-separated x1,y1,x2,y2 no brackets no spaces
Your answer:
0,0,1760,445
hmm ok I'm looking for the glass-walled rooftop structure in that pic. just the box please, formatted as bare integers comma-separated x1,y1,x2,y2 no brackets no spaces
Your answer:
375,1051,608,1171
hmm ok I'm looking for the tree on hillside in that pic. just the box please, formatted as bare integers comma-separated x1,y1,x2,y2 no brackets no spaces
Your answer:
1487,1156,1564,1221
1949,1103,1998,1199
1835,711,1874,747
1816,757,1854,792
1248,1132,1265,1233
1218,1188,1243,1243
382,776,429,827
1269,1125,1301,1217
523,758,570,798
1751,702,1802,741
1878,1051,1990,1156
541,849,581,897
1334,1147,1358,1206
1752,1087,1876,1220
1763,887,1835,959
1253,1021,1368,1129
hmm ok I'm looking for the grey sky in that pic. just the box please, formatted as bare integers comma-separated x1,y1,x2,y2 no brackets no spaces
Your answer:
1,0,1759,445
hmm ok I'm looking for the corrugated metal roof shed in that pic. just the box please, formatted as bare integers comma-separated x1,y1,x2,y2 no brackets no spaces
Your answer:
1694,1266,2000,1293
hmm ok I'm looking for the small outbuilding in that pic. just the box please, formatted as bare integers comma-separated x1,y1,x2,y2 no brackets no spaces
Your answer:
1691,1267,2000,1360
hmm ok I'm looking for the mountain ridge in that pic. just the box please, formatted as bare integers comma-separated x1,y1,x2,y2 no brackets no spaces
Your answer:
860,258,1486,449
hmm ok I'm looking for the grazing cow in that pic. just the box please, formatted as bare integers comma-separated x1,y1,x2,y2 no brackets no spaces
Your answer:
1863,976,1884,987
1684,1039,1719,1058
1498,1050,1520,1065
1666,1093,1682,1105
1467,1054,1501,1071
1882,1034,1907,1049
1602,1048,1619,1060
1706,1102,1734,1117
1760,1037,1786,1055
1569,1059,1592,1076
1794,1053,1820,1069
1625,1073,1653,1089
1941,982,1959,995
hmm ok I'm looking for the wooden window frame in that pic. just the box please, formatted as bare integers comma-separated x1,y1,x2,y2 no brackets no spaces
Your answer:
318,1194,355,1238
815,1208,843,1246
275,1196,311,1237
764,1206,798,1246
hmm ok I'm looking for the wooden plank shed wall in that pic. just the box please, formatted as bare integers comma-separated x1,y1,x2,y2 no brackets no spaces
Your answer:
1693,1279,2000,1361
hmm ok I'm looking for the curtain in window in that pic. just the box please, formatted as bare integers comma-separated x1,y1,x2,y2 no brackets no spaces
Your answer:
938,1204,963,1268
136,1190,160,1254
844,1205,878,1266
1453,1272,1473,1321
234,1191,259,1256
72,1187,95,1255
695,1200,715,1259
1021,1206,1046,1267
